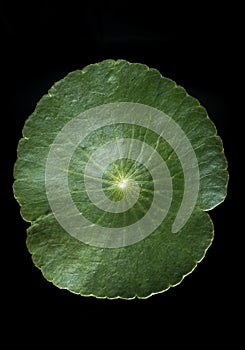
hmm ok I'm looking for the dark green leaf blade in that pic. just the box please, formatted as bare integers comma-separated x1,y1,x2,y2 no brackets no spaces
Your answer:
13,59,228,299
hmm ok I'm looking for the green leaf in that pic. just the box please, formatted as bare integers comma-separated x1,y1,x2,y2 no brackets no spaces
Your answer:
13,59,228,299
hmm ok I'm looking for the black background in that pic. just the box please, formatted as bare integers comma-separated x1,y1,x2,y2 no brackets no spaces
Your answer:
1,0,241,344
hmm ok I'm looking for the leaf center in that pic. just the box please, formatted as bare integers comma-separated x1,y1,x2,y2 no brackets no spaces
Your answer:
117,178,128,190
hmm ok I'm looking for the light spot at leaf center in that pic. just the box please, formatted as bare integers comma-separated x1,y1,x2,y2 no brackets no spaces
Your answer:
117,178,128,190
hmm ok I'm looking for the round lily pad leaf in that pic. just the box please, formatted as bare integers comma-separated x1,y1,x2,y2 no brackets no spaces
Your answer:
13,59,228,299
